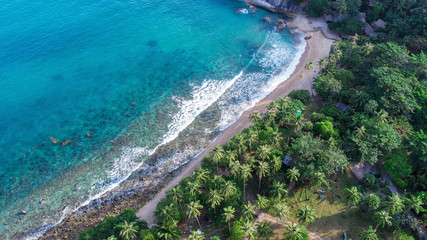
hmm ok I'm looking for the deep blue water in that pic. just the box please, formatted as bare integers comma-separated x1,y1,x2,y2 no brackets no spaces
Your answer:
0,0,303,238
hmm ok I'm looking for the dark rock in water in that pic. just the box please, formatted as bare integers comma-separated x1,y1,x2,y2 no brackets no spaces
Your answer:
277,18,285,24
246,0,301,13
277,23,285,30
147,40,157,47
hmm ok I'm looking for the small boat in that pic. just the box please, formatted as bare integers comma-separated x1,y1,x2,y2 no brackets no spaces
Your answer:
236,8,249,14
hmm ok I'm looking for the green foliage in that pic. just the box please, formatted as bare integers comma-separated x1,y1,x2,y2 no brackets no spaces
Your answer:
229,220,244,240
307,0,331,17
392,230,415,240
383,150,412,187
362,193,381,212
289,89,311,104
313,74,342,100
363,174,377,190
367,2,385,23
78,209,147,240
334,69,357,89
328,19,363,35
314,121,338,139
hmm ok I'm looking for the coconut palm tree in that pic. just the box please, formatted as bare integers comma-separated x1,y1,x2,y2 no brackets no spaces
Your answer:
297,205,316,225
257,221,273,240
212,146,224,173
357,226,378,240
374,210,392,230
304,62,313,82
224,150,237,165
287,167,300,184
195,167,210,188
229,161,241,181
207,189,223,214
235,134,247,156
247,129,258,152
318,57,327,68
240,220,257,240
212,174,225,190
187,180,201,201
210,236,220,240
169,185,183,211
271,130,283,150
309,172,328,200
250,111,261,128
222,181,237,201
284,223,306,240
386,193,404,215
223,206,235,232
343,186,361,217
156,222,180,240
258,145,272,161
255,194,269,211
117,221,139,240
107,236,118,240
257,161,270,191
271,155,282,173
270,181,288,200
404,195,424,214
240,164,252,201
186,201,203,230
189,230,205,240
139,229,156,240
243,202,257,221
160,203,177,224
273,202,290,227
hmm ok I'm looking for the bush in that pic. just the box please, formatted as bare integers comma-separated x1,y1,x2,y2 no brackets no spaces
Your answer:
79,209,147,240
383,150,412,186
289,89,311,104
328,19,363,35
393,230,415,240
307,0,331,17
302,122,313,132
314,121,338,139
229,220,244,240
363,174,377,190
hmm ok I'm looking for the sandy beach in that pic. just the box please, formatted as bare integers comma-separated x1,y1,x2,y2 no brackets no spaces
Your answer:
136,14,337,226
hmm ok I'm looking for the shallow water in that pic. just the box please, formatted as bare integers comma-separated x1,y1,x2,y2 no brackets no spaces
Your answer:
0,0,304,238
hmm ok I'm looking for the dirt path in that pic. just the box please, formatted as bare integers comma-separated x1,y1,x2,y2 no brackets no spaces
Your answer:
136,14,335,227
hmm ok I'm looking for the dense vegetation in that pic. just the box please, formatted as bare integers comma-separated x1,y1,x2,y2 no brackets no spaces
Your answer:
78,1,426,239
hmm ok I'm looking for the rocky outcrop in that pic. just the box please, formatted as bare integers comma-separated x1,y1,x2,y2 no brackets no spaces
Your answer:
246,0,301,13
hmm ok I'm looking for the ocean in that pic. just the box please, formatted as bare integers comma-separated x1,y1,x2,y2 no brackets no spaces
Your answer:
0,0,305,238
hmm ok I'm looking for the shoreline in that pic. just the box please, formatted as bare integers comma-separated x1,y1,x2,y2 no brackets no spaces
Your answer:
38,14,335,239
136,14,335,226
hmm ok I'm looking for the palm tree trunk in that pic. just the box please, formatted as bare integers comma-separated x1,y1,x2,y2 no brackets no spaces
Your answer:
196,217,202,231
216,162,219,173
243,181,246,201
228,220,231,232
344,201,350,217
375,223,380,230
258,177,262,192
214,206,216,215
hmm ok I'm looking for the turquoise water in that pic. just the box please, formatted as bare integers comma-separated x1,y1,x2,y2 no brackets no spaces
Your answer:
0,0,303,238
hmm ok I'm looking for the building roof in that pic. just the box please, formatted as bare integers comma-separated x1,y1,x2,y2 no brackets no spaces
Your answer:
372,19,386,28
336,102,352,112
364,22,375,35
358,12,366,23
283,156,293,166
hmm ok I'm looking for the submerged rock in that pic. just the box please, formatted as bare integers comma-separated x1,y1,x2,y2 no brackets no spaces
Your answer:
62,140,71,147
277,23,284,30
277,18,285,24
262,17,271,23
49,137,59,144
245,0,301,13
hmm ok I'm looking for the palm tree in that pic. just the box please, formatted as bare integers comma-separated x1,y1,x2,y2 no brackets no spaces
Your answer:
297,205,316,225
212,146,224,173
257,221,273,240
343,186,361,217
257,145,272,161
250,111,261,127
309,172,328,200
357,226,378,240
210,237,220,240
243,202,257,220
284,223,306,240
273,202,290,227
240,164,252,201
229,161,241,181
255,194,269,211
186,201,203,230
404,195,424,214
240,220,257,240
257,161,270,191
189,230,205,240
207,189,223,214
195,167,210,188
212,174,225,190
187,180,201,201
222,181,237,201
224,150,237,165
169,185,183,212
160,203,177,224
271,155,282,173
117,221,139,240
386,193,404,215
156,222,180,240
139,229,156,240
318,57,327,68
223,206,235,232
247,129,258,151
270,181,288,200
271,130,283,150
287,167,300,183
235,134,247,156
107,236,118,240
374,210,392,230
